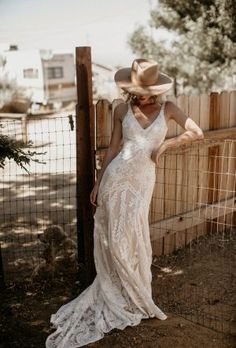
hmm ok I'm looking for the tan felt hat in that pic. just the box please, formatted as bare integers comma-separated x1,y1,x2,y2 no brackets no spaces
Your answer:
114,58,173,96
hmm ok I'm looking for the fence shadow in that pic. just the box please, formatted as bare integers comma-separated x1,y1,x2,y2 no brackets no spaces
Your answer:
0,171,77,281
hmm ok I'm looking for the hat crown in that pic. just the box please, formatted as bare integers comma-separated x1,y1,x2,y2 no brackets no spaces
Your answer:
114,57,173,96
131,59,159,86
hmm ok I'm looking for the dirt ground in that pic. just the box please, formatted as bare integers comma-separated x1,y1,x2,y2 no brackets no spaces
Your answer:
0,229,235,348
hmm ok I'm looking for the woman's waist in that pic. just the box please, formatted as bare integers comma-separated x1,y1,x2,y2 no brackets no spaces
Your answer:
120,142,153,157
119,146,155,166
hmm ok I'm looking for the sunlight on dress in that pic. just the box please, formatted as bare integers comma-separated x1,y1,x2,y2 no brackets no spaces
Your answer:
45,101,168,348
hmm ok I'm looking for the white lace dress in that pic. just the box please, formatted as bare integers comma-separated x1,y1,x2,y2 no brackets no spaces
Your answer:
45,101,168,348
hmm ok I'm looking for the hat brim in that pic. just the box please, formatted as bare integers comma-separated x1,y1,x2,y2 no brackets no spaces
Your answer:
114,67,173,96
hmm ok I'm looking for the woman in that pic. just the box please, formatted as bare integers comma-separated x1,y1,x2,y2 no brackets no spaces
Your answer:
46,58,204,348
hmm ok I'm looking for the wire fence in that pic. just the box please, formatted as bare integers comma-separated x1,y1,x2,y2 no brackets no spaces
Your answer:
0,112,77,282
0,101,235,339
148,139,235,336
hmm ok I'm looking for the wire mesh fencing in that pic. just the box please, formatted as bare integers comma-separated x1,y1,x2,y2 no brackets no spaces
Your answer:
0,112,77,283
1,94,235,340
149,138,235,336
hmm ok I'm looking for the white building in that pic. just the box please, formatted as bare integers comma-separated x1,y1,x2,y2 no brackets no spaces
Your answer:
0,46,77,106
0,45,120,108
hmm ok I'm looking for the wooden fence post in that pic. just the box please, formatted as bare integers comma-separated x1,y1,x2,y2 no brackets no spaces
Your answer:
75,47,96,290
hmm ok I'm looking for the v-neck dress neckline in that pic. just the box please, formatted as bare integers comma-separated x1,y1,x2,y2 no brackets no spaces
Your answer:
129,102,164,131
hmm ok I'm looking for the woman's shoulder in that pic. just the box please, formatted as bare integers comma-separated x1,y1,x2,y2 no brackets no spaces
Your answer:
113,101,129,123
163,100,177,121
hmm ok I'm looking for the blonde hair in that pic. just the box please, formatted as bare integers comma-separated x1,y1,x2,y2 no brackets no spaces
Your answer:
121,90,166,106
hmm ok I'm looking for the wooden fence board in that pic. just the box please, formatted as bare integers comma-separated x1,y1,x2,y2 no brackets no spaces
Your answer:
207,92,221,235
227,90,236,227
150,157,165,256
150,98,173,256
216,91,230,232
150,196,236,240
175,94,189,249
197,93,210,237
185,94,200,244
162,95,178,254
96,99,112,149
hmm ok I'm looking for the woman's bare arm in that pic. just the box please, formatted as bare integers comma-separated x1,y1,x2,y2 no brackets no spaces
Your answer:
95,102,127,187
151,101,204,163
164,100,204,148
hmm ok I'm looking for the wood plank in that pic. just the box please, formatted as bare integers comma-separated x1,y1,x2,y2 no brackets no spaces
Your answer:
96,99,112,149
112,98,124,152
0,113,26,118
163,95,178,255
197,93,210,237
217,91,231,232
224,140,236,231
95,99,112,180
150,196,236,241
150,156,165,257
227,90,236,229
185,94,200,245
75,46,96,287
204,127,236,140
150,97,174,256
175,94,189,250
163,152,177,254
207,92,221,235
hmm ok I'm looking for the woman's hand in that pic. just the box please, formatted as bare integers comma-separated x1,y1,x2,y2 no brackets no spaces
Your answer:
90,181,99,207
151,143,167,166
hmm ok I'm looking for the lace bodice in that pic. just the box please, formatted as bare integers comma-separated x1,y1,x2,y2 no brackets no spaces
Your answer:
119,101,168,163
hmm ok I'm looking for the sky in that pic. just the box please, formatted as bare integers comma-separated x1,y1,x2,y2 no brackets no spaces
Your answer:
0,0,171,68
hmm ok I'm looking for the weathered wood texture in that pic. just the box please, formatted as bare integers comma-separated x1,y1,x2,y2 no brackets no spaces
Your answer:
75,47,96,288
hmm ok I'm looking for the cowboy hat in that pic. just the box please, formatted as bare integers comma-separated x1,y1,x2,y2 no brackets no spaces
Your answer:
114,58,173,96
